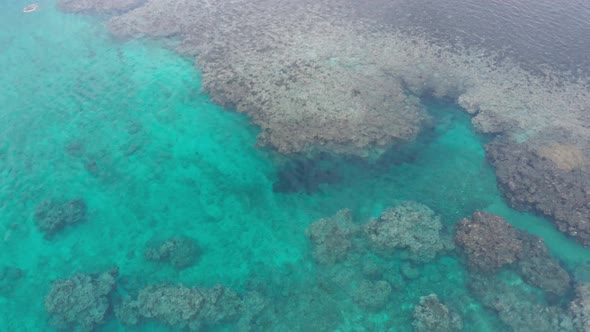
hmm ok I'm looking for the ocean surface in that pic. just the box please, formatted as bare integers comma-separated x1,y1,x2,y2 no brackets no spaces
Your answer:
1,0,589,331
365,0,590,77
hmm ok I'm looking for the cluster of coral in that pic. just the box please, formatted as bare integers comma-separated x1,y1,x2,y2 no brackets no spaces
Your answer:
44,269,265,331
144,235,200,270
303,204,590,331
56,0,590,246
34,199,87,237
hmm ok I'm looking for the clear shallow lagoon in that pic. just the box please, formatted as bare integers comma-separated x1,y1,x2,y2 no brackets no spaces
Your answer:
1,1,590,331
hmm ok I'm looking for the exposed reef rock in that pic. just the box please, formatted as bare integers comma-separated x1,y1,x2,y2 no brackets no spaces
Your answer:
45,269,118,332
455,211,524,273
412,294,463,332
34,199,87,237
455,211,571,296
486,139,590,246
144,235,200,270
305,209,359,264
116,284,265,331
364,201,446,262
57,0,143,14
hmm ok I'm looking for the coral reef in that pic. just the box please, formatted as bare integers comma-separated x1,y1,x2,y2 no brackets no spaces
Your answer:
454,211,523,273
516,235,571,297
44,268,118,332
570,283,590,332
305,209,359,264
116,284,263,331
57,0,143,14
34,199,87,237
486,139,590,246
412,294,463,332
353,280,392,311
364,201,445,262
144,235,200,270
469,272,575,332
455,211,571,296
61,0,590,242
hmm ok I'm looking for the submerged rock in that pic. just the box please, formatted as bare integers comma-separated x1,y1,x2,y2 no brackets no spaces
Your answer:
144,235,200,270
0,265,25,297
353,280,392,311
364,201,445,262
34,199,87,237
305,209,359,264
116,284,263,331
454,211,523,273
412,294,463,332
45,268,118,332
486,139,590,246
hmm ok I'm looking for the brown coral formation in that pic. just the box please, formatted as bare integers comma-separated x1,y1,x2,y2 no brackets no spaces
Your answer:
455,211,571,296
455,211,524,273
486,139,590,246
516,235,571,296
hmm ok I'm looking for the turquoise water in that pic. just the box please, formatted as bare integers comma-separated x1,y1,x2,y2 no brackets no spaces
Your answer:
1,2,589,331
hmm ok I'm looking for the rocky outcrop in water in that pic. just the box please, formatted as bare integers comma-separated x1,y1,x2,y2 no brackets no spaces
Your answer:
45,269,118,332
486,139,590,246
34,199,87,237
412,294,463,332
